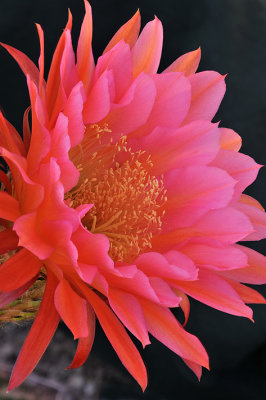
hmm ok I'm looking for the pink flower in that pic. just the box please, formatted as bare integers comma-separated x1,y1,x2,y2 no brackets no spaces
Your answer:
0,0,266,391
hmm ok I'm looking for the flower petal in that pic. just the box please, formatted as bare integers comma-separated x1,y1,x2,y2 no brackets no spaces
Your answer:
176,270,253,319
77,0,94,90
108,288,150,346
103,10,141,53
140,299,209,368
164,47,201,76
183,71,226,124
8,270,60,391
132,17,163,77
55,278,88,339
0,191,20,221
0,249,41,292
67,304,95,369
83,287,147,391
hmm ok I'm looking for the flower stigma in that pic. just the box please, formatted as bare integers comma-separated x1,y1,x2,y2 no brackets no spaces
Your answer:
67,124,167,263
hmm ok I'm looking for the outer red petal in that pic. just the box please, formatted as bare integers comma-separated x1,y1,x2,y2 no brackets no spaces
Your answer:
67,304,95,369
82,286,147,391
8,271,60,391
54,278,88,339
0,228,18,255
0,249,42,292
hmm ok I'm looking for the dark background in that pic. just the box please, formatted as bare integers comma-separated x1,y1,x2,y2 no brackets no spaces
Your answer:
0,0,266,399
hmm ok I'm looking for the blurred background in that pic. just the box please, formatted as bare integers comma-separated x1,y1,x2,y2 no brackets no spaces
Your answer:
0,0,266,399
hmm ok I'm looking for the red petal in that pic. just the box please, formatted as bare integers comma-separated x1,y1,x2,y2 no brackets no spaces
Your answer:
83,286,147,391
0,191,20,221
0,249,42,292
54,278,88,339
0,42,39,87
67,304,96,369
0,228,18,255
8,270,60,391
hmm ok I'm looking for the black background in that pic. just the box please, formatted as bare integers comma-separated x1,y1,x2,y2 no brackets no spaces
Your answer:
1,1,266,399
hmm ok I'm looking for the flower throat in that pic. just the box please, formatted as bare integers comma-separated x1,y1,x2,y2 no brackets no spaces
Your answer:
67,124,167,263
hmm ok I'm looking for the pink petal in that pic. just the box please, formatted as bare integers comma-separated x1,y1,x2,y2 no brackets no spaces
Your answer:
108,288,150,346
176,270,253,319
220,245,266,284
140,299,209,368
0,249,42,292
211,149,261,200
83,70,113,124
102,72,156,136
235,197,266,241
220,127,242,151
163,166,235,230
94,40,133,100
149,277,181,307
180,242,248,271
131,121,220,174
63,82,85,147
55,278,88,339
183,71,226,124
8,270,60,391
164,47,201,76
136,251,198,283
132,17,163,77
131,72,191,138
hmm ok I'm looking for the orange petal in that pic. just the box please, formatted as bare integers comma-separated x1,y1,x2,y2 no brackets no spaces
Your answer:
46,10,72,118
220,127,242,151
0,42,39,88
132,17,163,77
77,0,94,90
164,47,201,76
35,23,45,96
8,270,60,391
103,9,141,54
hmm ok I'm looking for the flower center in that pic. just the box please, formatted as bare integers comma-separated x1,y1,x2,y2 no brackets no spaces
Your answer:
67,124,166,262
